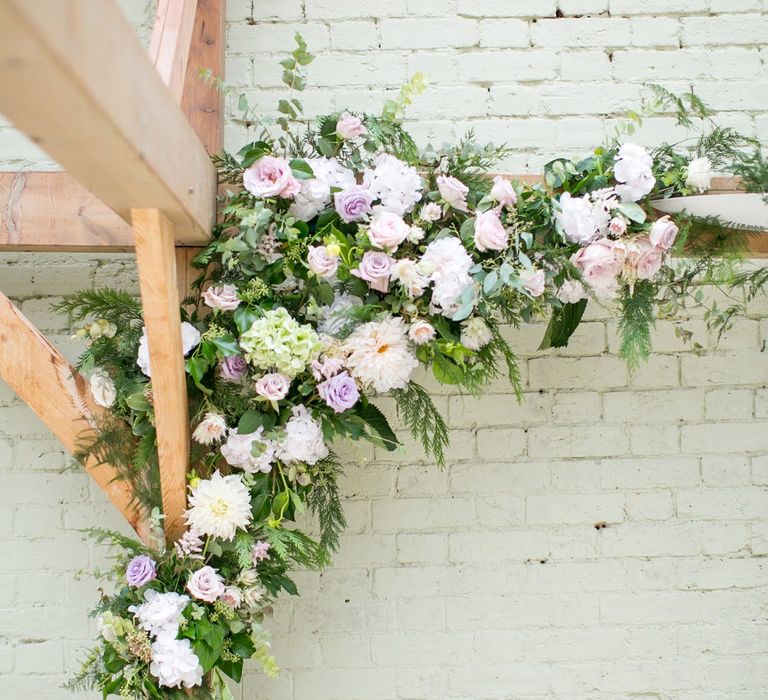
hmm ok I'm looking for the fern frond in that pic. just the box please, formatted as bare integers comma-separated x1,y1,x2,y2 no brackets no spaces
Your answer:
391,381,449,467
306,451,346,553
619,281,656,369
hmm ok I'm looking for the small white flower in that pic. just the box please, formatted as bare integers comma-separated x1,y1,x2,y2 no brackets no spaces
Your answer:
192,412,228,445
461,317,493,351
685,156,713,193
89,369,116,408
185,471,252,541
137,322,200,377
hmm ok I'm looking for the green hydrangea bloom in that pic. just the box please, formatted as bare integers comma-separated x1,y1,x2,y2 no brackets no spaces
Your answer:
240,307,321,378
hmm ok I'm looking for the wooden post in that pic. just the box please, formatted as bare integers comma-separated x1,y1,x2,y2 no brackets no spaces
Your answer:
148,0,198,103
0,292,147,540
131,209,190,543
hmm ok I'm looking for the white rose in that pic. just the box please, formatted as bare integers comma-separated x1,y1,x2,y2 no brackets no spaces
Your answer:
89,369,116,408
614,142,656,202
685,156,712,193
137,322,200,378
556,192,600,245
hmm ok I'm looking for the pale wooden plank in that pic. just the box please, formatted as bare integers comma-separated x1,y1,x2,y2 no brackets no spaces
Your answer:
0,0,215,244
149,0,198,103
180,0,226,156
132,209,190,542
0,291,147,538
0,172,134,251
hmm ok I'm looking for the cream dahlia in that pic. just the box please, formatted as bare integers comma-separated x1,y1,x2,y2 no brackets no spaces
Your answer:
342,317,418,393
185,471,252,541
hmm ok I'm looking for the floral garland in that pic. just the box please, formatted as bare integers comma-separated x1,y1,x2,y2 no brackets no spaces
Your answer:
60,38,766,698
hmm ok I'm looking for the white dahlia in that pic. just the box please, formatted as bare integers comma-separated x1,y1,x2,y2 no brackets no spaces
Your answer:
342,317,418,393
185,471,252,541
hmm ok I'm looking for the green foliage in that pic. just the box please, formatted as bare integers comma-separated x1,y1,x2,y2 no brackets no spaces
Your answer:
539,300,588,350
306,451,347,553
619,281,656,369
392,381,449,467
264,525,329,571
52,288,142,325
381,72,427,121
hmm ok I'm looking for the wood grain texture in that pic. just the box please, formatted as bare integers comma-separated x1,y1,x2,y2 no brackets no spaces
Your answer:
132,209,190,542
0,291,146,538
0,172,134,251
180,0,226,156
148,0,198,103
0,0,215,244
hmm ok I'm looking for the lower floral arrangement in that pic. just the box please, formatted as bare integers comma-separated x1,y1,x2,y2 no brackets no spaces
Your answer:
60,38,767,698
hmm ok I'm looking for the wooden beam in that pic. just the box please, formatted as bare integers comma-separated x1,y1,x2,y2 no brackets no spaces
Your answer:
181,0,226,156
0,292,147,539
148,0,198,103
0,172,134,252
132,209,190,542
0,0,215,244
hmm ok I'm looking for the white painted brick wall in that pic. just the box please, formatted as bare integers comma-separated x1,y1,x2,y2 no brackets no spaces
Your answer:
1,1,768,698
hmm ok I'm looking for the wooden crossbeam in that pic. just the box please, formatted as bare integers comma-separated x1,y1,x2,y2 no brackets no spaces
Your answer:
0,0,216,244
0,292,147,539
132,209,190,542
148,0,198,104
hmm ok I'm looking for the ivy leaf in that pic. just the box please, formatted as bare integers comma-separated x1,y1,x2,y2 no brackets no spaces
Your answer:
539,299,588,349
432,353,465,385
234,306,259,334
238,410,275,434
355,400,400,451
212,336,240,357
289,158,315,180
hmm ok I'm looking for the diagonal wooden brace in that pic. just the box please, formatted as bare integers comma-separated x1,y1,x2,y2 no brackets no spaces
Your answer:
0,292,147,539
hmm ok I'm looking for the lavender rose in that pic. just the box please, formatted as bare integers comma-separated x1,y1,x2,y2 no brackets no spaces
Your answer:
254,372,290,401
317,371,360,413
187,566,225,603
334,185,375,223
202,284,240,311
219,354,248,382
351,251,393,293
126,555,157,588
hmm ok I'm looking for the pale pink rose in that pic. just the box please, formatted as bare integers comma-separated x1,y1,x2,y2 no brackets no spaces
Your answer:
202,284,240,311
649,216,678,251
571,238,621,299
633,236,664,280
521,268,546,297
311,357,345,381
367,212,410,251
351,251,393,293
221,587,242,609
254,372,290,400
474,210,509,252
609,217,627,237
336,112,366,140
243,156,301,199
556,279,587,304
490,176,517,207
409,320,436,345
307,245,339,278
420,202,442,222
436,175,469,212
187,566,225,603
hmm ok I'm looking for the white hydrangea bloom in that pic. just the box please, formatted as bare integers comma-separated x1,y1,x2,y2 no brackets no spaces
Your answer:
420,237,474,317
150,637,204,689
288,157,356,221
363,153,423,217
277,405,328,465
